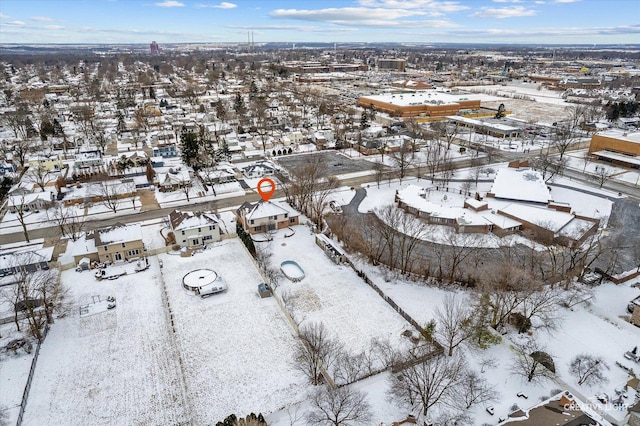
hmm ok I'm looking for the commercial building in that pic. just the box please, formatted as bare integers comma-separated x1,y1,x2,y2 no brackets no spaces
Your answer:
358,90,483,118
376,58,406,72
588,130,640,169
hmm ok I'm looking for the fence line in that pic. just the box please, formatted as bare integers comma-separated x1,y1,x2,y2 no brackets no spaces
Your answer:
15,324,50,426
237,239,337,389
155,257,192,423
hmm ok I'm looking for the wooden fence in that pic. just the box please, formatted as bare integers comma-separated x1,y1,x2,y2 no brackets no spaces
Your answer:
15,324,50,426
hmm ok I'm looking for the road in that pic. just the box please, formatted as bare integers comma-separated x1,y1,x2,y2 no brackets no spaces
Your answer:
2,146,639,253
2,158,477,244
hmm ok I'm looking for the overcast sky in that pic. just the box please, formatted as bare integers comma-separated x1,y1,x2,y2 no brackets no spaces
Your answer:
0,0,638,45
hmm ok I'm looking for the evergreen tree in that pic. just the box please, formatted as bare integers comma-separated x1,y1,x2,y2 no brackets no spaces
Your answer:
180,128,202,171
234,93,246,119
360,112,369,129
52,118,64,137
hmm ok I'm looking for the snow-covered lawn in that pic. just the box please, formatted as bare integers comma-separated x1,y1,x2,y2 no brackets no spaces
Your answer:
0,327,35,426
158,239,309,424
22,261,189,426
262,228,414,364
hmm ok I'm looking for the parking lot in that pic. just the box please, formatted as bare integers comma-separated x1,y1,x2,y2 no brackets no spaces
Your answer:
275,151,377,178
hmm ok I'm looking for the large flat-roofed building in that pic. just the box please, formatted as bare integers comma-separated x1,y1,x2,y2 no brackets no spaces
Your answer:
588,130,640,169
358,90,482,118
376,58,406,72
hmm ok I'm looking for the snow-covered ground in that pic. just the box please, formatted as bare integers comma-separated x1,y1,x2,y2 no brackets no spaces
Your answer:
22,260,190,426
261,228,415,366
158,239,310,423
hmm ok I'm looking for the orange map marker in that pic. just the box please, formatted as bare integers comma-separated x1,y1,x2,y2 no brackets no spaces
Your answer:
257,178,276,202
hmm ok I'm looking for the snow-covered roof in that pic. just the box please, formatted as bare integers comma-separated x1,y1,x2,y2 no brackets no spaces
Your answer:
9,191,53,206
169,210,218,231
490,168,551,204
396,185,489,225
360,90,483,107
95,223,143,245
0,246,54,270
246,201,291,221
500,203,573,232
591,150,640,166
596,129,640,144
557,218,595,240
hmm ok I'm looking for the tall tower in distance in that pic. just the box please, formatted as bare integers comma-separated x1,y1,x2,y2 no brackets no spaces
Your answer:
150,41,159,55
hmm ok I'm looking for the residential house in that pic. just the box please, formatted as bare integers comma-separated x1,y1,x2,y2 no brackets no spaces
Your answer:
242,161,276,179
158,168,192,192
152,143,179,158
73,152,104,173
83,223,145,264
27,153,63,172
169,210,221,248
0,246,54,277
236,201,299,235
8,191,55,212
0,161,17,175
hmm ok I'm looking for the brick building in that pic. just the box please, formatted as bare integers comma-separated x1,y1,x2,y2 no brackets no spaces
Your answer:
588,130,640,168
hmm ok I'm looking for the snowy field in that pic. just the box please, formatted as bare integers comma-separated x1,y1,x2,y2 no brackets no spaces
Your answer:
261,228,414,367
158,239,310,424
22,260,189,426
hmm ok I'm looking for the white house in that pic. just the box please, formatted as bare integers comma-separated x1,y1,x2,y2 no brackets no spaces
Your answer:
169,210,221,248
242,161,276,179
158,168,191,192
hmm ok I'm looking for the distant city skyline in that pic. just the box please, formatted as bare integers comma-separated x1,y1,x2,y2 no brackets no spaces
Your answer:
0,0,639,45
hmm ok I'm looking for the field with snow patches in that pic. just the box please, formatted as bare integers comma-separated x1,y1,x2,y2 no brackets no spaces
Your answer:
158,239,310,424
261,228,415,370
22,260,189,426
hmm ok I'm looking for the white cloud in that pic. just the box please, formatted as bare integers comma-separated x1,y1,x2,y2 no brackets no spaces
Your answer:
227,24,358,33
270,7,433,26
154,0,184,7
42,25,65,30
471,6,537,18
492,0,522,2
356,0,469,14
197,2,237,8
554,0,581,3
447,24,640,38
0,13,10,19
30,16,55,22
213,2,237,8
4,20,26,26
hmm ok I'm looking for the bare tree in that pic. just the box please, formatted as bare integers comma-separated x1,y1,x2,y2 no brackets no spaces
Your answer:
592,165,614,188
551,124,577,160
48,203,86,241
569,354,609,386
460,370,499,409
439,229,479,283
389,142,414,183
307,386,372,426
431,120,460,151
12,266,67,341
434,293,473,356
295,322,339,385
518,284,564,333
92,181,123,213
510,341,556,383
73,103,96,138
530,150,567,183
282,157,339,226
388,353,467,420
27,164,53,192
9,193,32,242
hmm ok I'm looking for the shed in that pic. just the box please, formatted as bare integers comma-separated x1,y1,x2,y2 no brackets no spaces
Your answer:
258,283,272,298
77,257,91,271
